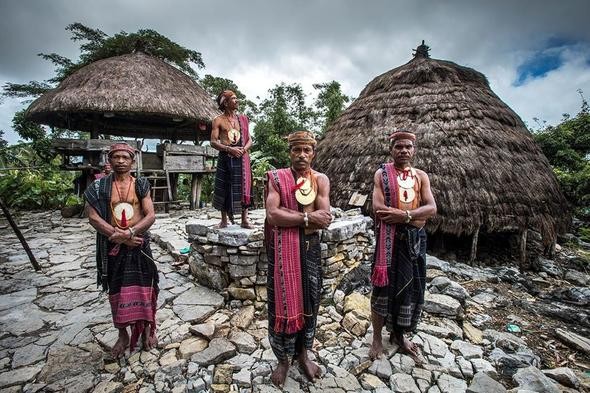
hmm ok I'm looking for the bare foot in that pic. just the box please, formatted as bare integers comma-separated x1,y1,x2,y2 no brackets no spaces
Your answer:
142,324,158,351
241,221,254,229
393,333,424,364
112,329,129,358
299,351,322,382
216,221,229,229
271,360,289,388
369,335,384,360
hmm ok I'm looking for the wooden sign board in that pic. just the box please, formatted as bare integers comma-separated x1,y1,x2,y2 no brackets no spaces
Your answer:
348,192,368,207
164,155,205,172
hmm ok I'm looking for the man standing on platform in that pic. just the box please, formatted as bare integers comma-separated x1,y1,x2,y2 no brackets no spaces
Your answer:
211,90,253,228
369,131,437,362
264,131,332,387
85,142,159,357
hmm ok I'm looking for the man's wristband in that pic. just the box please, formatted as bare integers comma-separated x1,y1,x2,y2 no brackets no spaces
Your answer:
128,227,136,238
303,212,309,227
404,210,412,223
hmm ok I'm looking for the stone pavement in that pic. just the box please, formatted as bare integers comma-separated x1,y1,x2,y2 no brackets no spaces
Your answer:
0,210,588,393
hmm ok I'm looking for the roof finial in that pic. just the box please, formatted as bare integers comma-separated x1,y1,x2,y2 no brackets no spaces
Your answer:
413,40,430,59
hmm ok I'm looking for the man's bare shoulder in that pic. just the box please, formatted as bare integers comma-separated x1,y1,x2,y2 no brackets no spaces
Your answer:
414,168,431,180
312,170,330,183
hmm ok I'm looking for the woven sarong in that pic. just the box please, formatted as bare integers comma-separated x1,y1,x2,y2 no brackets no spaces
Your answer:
108,235,159,352
267,232,322,361
371,225,426,332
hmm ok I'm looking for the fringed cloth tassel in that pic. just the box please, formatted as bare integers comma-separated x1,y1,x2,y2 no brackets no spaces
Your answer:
371,264,389,287
274,314,305,335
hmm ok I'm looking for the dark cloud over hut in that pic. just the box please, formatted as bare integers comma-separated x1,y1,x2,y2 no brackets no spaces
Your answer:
1,0,590,144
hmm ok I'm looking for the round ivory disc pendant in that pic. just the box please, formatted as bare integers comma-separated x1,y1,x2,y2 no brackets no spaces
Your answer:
397,176,416,189
399,187,416,204
113,202,134,221
296,188,316,206
228,128,241,145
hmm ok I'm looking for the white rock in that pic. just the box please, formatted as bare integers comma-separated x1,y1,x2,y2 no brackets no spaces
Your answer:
390,373,420,393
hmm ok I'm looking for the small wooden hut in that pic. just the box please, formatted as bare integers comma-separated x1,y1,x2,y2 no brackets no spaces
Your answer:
25,51,220,209
315,42,569,265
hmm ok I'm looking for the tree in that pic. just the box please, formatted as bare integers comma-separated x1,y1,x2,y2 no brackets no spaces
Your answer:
3,23,205,101
534,91,590,218
200,74,258,119
313,81,350,135
0,131,8,149
252,83,317,167
2,22,207,159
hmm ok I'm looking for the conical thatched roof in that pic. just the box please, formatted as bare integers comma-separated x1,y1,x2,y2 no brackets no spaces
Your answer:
315,43,569,241
25,52,219,140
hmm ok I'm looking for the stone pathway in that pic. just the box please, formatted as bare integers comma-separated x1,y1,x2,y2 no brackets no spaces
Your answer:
0,210,589,393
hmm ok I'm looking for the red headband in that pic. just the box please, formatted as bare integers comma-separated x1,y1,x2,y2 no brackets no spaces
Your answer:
108,143,136,158
218,90,236,107
287,130,317,146
389,131,416,142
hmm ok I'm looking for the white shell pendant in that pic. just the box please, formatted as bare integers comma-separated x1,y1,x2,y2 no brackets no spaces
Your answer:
399,187,415,204
113,202,135,221
397,176,415,189
295,177,316,205
228,128,241,145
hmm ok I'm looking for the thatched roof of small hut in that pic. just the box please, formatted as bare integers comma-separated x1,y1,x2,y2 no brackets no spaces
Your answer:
25,52,219,140
315,42,569,241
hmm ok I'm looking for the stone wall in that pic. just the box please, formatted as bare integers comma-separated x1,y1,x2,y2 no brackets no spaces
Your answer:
186,211,374,307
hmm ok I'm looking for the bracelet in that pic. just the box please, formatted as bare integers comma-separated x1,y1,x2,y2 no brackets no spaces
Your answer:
303,212,309,227
128,227,136,238
404,210,412,224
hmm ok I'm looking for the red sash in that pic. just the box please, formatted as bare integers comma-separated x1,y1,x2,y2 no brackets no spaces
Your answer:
238,114,252,206
372,163,398,287
267,168,305,334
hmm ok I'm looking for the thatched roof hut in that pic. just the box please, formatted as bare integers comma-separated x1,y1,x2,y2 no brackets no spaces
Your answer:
315,42,569,262
25,52,219,140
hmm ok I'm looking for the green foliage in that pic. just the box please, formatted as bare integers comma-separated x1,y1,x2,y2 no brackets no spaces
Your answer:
176,174,215,205
2,22,203,163
252,83,317,168
56,23,205,83
0,169,75,209
1,80,52,100
0,142,46,168
64,194,83,207
3,23,205,102
200,75,258,118
0,131,7,149
579,227,590,243
313,81,350,136
249,150,275,179
12,109,45,141
0,143,77,209
534,92,590,217
8,109,88,161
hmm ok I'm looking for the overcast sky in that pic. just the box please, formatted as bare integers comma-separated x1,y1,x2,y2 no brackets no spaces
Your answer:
1,0,589,144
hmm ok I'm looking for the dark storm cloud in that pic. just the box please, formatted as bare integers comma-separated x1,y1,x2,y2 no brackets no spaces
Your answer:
1,0,589,143
2,0,588,82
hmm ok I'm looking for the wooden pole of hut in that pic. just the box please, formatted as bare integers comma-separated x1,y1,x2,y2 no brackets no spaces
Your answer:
519,229,528,272
190,174,203,210
0,197,41,271
469,226,480,265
